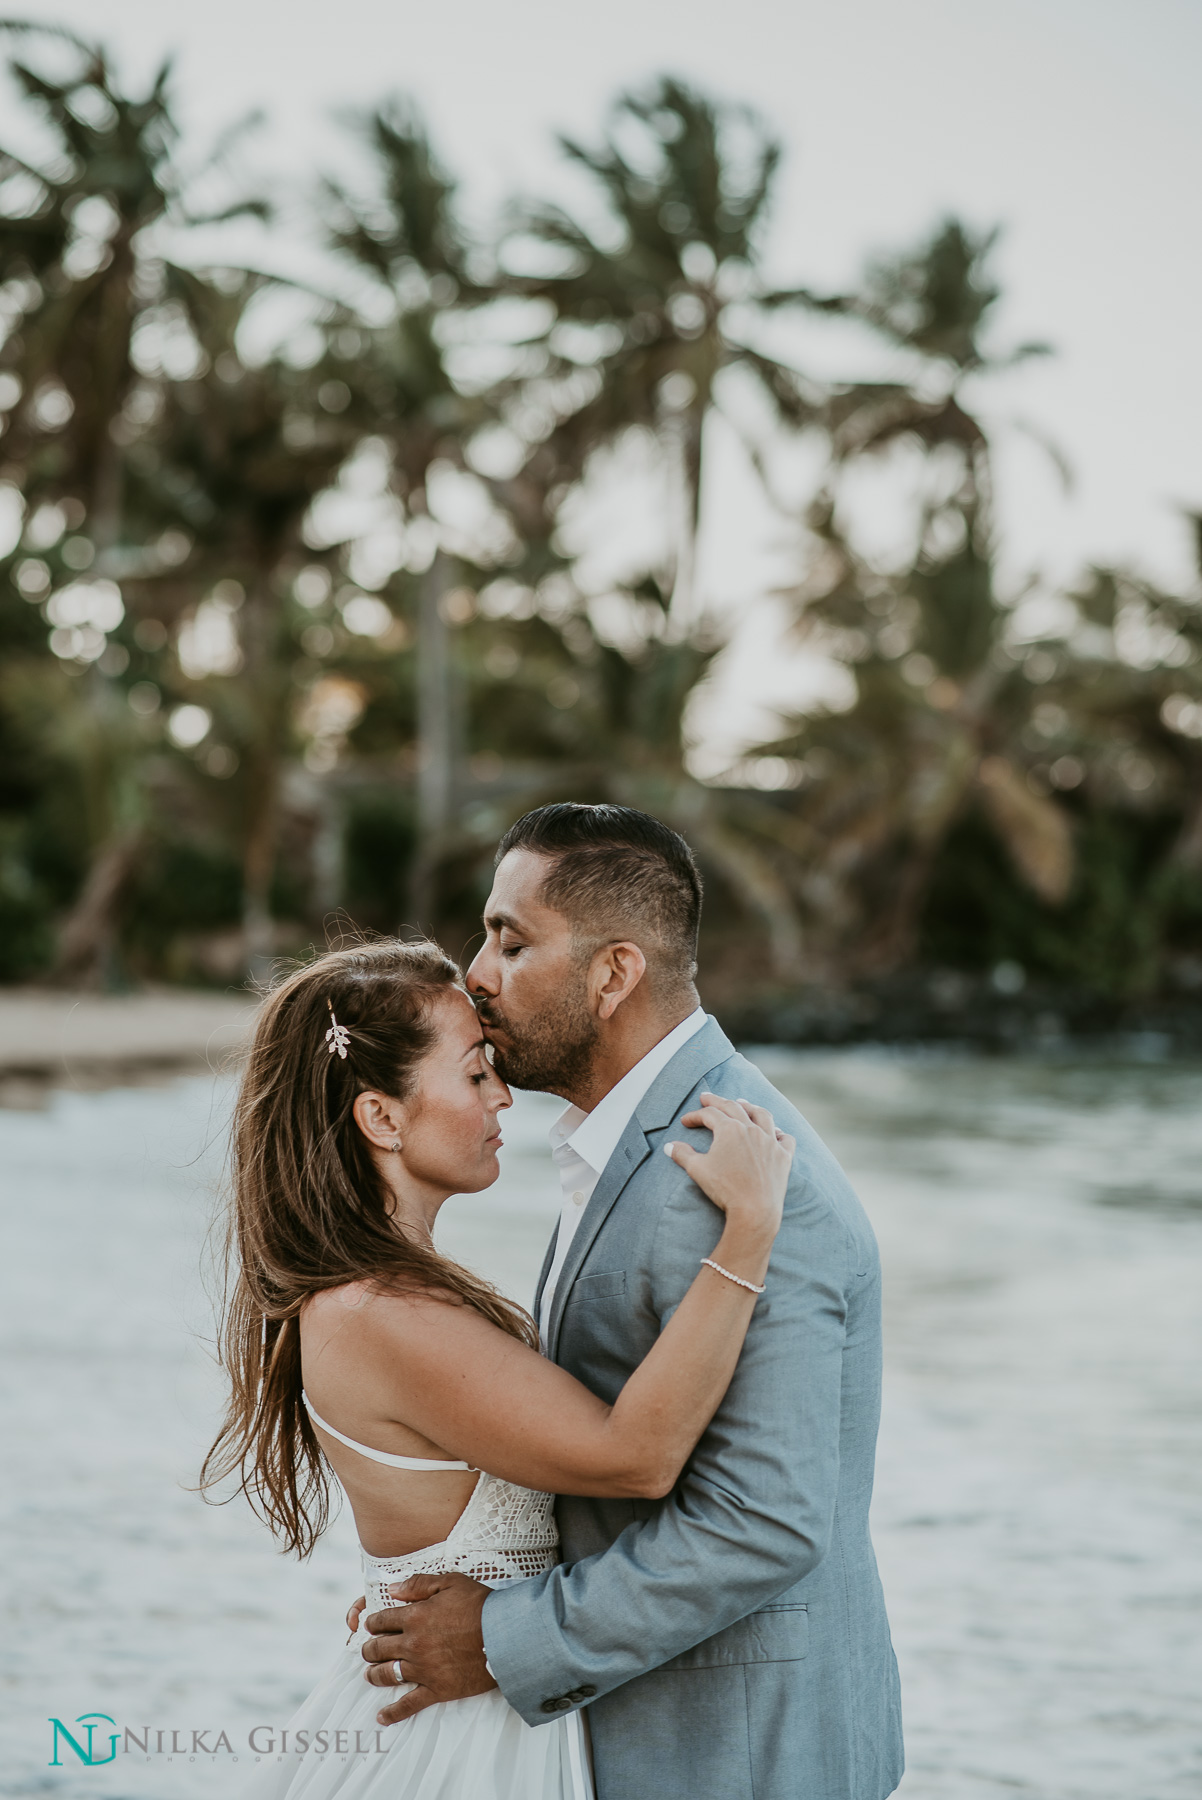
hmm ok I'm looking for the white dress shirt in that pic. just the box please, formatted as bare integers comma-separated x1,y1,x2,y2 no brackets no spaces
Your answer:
538,1008,707,1349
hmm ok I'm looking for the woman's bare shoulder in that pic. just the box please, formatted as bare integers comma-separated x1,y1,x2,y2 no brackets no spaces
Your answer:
304,1279,374,1320
303,1280,509,1358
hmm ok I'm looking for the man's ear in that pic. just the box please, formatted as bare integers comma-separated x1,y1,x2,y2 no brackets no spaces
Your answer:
592,941,648,1020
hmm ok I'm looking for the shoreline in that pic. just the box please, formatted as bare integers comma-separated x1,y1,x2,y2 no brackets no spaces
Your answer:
715,971,1202,1056
2,980,1200,1109
0,987,258,1105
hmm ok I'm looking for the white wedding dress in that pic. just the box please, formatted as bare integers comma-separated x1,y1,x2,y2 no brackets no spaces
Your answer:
248,1397,593,1800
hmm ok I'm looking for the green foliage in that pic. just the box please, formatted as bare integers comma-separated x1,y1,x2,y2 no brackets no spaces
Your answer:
922,808,1197,995
120,834,242,977
0,30,1197,1013
343,793,415,930
499,75,821,606
855,220,1006,370
0,820,53,977
910,532,999,678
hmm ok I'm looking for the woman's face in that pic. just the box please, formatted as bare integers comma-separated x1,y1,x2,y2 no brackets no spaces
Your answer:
394,988,513,1196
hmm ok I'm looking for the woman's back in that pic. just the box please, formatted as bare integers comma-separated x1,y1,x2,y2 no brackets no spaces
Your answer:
301,1284,483,1558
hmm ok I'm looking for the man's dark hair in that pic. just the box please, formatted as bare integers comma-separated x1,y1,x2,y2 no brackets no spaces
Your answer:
496,803,703,997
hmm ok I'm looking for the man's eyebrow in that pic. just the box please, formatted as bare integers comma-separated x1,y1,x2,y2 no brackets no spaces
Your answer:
484,908,521,933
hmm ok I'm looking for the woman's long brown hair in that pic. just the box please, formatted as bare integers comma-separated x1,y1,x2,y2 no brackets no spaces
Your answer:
200,938,536,1557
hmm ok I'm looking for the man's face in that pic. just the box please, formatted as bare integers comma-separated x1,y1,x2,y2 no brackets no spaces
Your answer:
465,849,598,1095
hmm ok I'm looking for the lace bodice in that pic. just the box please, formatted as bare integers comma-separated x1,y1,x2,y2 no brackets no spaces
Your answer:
361,1472,559,1609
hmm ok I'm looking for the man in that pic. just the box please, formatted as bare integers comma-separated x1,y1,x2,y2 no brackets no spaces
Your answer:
362,803,904,1800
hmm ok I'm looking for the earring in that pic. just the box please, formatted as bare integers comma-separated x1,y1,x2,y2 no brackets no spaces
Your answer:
390,1140,402,1154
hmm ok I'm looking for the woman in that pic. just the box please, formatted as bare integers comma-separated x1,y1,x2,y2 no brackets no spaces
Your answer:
203,939,792,1799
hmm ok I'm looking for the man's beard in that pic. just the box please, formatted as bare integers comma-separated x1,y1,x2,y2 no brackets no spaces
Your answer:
477,982,598,1094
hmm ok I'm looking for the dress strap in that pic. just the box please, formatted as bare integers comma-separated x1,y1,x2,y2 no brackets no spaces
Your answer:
301,1392,474,1471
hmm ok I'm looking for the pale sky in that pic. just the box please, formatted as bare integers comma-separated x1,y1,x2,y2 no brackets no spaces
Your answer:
8,0,1202,758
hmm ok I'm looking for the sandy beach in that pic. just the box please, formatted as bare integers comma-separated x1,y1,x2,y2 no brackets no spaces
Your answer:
0,988,256,1103
1,1030,1199,1797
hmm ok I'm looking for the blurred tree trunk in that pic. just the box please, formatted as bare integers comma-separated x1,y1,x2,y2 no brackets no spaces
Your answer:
239,574,288,981
310,781,346,923
409,550,457,930
53,823,145,988
47,670,150,989
241,754,280,981
48,227,140,988
1172,797,1202,871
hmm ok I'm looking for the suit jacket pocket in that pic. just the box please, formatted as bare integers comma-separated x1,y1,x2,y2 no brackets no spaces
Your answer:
655,1603,809,1671
568,1270,627,1302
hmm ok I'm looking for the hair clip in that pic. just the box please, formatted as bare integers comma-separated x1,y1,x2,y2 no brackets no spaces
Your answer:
325,1001,350,1060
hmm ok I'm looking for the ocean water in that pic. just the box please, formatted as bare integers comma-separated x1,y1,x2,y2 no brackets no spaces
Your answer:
0,1051,1199,1798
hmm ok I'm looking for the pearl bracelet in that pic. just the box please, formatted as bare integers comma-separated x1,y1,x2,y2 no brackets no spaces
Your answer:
700,1257,766,1295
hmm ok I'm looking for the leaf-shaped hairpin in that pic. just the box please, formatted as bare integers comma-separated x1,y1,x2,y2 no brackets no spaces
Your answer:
325,1002,350,1059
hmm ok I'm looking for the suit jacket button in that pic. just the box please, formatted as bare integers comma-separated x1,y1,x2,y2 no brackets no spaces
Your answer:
540,1699,561,1714
578,1685,597,1698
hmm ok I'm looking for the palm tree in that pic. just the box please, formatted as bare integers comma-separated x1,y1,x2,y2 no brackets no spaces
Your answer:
494,76,824,631
1149,518,1202,875
791,217,1054,504
0,21,264,542
322,100,502,925
764,219,1074,977
762,508,1202,998
437,580,809,977
121,266,361,974
0,22,266,981
1035,547,1202,993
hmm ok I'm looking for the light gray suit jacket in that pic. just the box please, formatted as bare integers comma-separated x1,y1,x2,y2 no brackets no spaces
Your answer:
482,1018,904,1800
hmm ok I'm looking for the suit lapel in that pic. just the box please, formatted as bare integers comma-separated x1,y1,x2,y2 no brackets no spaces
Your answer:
545,1017,737,1361
531,1224,559,1327
545,1118,652,1361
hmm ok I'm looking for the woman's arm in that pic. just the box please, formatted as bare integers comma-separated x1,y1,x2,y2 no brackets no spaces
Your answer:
324,1094,792,1499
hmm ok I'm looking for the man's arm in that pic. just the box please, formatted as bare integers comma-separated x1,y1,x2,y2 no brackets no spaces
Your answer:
479,1133,858,1724
362,1091,867,1728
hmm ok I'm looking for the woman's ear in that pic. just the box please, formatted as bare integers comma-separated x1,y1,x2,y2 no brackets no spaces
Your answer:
352,1089,406,1153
